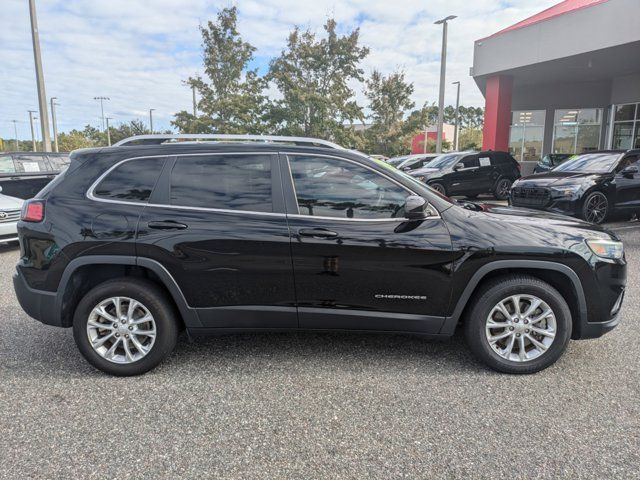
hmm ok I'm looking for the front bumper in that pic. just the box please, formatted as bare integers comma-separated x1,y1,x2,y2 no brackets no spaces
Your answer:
0,221,19,243
13,268,61,327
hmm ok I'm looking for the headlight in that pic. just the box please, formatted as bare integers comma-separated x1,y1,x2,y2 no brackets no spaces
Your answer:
585,239,624,259
550,184,581,197
415,176,425,182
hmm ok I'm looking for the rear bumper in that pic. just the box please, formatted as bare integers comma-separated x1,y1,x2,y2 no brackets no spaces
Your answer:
13,269,62,327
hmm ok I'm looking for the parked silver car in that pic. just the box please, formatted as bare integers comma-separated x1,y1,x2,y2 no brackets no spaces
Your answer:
0,187,23,243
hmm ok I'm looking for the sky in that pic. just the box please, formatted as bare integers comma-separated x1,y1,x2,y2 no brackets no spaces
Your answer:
0,0,559,141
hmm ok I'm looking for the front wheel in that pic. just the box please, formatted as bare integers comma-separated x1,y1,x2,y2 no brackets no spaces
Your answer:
494,178,512,200
72,278,179,376
582,191,608,224
429,182,446,195
464,275,572,374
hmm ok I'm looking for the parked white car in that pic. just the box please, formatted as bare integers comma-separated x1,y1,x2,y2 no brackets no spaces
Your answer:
0,187,23,243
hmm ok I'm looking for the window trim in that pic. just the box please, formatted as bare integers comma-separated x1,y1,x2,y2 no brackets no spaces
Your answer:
87,152,287,218
282,152,440,222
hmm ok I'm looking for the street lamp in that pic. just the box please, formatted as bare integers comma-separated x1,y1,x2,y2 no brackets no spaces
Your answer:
12,120,19,151
50,97,60,152
149,108,155,134
28,110,38,151
452,81,461,151
28,0,52,152
105,117,113,146
434,15,457,153
94,96,110,131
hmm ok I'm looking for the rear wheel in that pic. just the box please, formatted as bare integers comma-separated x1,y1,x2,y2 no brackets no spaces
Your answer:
582,191,608,224
494,178,512,200
429,182,446,195
72,278,179,376
464,275,572,374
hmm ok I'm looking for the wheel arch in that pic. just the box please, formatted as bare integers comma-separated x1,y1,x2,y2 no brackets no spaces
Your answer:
56,256,200,328
440,260,587,337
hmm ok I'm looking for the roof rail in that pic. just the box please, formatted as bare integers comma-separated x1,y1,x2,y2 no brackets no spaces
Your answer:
112,134,345,150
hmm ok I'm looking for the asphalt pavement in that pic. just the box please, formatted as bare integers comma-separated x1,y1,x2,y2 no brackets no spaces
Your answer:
0,219,639,479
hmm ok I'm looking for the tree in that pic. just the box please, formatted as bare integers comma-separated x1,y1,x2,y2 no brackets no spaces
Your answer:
363,70,415,156
267,18,369,147
172,7,267,134
57,129,96,151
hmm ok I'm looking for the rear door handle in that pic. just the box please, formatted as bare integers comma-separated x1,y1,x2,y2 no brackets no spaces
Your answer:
147,220,188,230
299,228,338,239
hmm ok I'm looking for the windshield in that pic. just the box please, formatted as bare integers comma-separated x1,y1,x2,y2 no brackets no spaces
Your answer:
427,153,462,169
387,156,409,167
553,153,621,173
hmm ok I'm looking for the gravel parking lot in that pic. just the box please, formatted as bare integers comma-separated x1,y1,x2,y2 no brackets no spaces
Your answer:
1,220,639,479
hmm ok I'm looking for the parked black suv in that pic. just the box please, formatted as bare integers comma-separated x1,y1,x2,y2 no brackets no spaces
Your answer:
511,150,640,224
13,135,626,376
408,150,520,199
0,152,70,199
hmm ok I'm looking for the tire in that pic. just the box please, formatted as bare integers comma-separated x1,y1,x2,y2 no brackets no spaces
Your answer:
429,182,446,195
463,274,572,374
72,278,179,376
581,191,608,224
494,177,512,200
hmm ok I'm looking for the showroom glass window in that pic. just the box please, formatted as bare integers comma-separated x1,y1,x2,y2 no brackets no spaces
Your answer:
509,110,545,162
552,108,602,154
611,103,640,150
94,157,166,202
289,155,408,219
170,154,273,212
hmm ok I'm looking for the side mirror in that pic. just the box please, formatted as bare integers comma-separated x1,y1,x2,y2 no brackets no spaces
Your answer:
453,163,463,171
0,186,3,193
404,195,428,220
622,165,638,178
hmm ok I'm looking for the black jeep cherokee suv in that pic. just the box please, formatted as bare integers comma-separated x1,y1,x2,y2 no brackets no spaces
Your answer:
13,135,626,376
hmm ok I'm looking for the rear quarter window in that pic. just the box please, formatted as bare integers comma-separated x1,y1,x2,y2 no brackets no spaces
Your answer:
93,157,166,202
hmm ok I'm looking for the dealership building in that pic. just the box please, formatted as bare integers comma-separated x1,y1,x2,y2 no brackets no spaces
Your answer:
472,0,640,162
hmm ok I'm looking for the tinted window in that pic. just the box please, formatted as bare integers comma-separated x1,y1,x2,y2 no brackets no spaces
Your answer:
429,153,462,169
95,157,166,202
170,154,272,211
0,155,15,173
289,155,408,219
616,155,640,173
13,154,50,173
458,155,479,169
47,155,70,171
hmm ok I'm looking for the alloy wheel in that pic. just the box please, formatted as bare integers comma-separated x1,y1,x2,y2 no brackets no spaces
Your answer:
584,193,608,224
431,183,445,194
86,297,157,364
485,294,557,362
497,179,511,199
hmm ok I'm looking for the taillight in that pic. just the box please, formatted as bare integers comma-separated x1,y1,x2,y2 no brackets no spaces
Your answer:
21,200,45,222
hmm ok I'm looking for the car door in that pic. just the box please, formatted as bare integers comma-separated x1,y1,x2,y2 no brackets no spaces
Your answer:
282,153,454,333
135,152,297,329
613,154,640,210
448,154,483,195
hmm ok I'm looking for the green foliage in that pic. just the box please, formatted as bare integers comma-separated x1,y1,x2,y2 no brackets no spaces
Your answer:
363,70,415,157
267,18,369,147
172,7,267,134
458,128,483,151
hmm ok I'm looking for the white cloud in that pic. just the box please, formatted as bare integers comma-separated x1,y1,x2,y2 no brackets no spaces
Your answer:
0,0,557,140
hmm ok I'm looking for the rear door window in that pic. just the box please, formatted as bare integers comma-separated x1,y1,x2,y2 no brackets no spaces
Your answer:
169,154,273,212
13,154,51,173
94,157,166,202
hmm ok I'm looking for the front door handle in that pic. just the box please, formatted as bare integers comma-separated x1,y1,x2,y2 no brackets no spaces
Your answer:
147,220,188,230
299,228,338,239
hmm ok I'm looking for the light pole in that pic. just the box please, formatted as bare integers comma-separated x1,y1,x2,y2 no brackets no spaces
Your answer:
452,81,461,151
50,97,59,152
12,120,19,151
28,110,38,151
192,85,197,116
105,117,112,146
434,15,456,153
28,0,52,152
149,108,155,133
94,96,110,131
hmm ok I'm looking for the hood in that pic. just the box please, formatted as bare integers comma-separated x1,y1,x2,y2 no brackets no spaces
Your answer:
0,193,24,210
515,171,605,187
457,201,616,238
